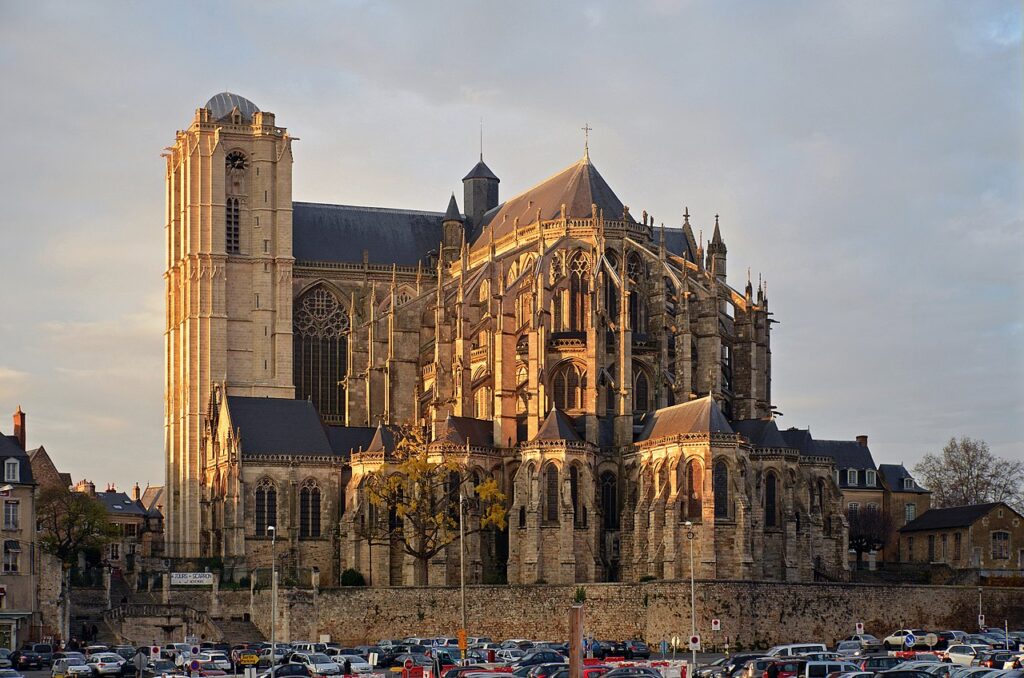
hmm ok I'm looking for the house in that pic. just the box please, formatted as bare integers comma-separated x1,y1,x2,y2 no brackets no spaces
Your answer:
878,463,931,557
899,502,1024,574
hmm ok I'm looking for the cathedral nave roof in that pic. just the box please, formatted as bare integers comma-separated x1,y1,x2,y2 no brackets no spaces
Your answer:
225,396,333,456
732,418,788,449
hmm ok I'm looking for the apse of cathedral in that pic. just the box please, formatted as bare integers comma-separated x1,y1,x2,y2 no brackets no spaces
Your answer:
164,93,849,586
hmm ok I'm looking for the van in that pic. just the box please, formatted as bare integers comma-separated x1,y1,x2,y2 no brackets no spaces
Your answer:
767,645,828,658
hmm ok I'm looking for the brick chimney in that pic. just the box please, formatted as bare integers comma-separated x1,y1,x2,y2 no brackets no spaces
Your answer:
12,406,25,450
132,483,141,502
856,435,868,447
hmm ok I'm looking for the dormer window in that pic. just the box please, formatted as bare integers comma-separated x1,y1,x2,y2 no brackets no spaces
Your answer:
3,460,18,483
865,470,876,487
902,478,913,490
846,469,857,486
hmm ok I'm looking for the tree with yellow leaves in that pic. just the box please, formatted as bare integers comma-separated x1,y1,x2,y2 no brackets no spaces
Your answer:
357,425,506,585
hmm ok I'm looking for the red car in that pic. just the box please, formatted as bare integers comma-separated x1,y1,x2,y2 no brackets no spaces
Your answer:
763,660,807,678
190,662,228,677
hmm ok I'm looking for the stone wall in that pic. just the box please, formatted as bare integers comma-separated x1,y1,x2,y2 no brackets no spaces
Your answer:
225,581,1024,650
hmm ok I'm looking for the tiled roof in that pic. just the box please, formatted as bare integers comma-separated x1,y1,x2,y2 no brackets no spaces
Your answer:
292,202,442,266
225,396,333,456
531,409,581,443
900,502,1012,533
637,396,733,442
472,157,632,252
97,491,147,517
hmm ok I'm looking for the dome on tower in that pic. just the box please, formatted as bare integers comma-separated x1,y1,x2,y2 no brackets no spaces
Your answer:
204,92,260,122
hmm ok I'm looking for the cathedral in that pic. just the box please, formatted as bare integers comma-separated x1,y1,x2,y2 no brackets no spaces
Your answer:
164,92,850,587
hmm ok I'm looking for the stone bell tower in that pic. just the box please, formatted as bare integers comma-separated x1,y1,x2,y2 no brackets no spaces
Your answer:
164,92,295,557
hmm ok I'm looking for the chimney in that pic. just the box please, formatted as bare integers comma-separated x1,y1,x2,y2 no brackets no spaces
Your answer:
133,483,141,502
12,406,25,450
856,435,868,447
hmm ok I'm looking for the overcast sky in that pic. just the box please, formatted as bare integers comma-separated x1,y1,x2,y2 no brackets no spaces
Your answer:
0,1,1020,493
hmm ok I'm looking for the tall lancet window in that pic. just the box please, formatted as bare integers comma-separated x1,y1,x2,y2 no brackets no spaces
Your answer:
551,363,586,411
293,286,350,423
225,151,247,254
568,251,590,331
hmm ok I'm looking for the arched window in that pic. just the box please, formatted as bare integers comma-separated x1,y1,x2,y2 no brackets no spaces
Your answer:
473,386,492,419
570,466,585,527
544,465,559,523
713,461,729,518
254,479,277,536
683,460,702,520
634,369,650,413
626,253,647,333
225,197,241,254
299,480,321,538
551,363,586,411
600,472,618,529
515,292,531,329
764,472,778,528
568,251,590,331
817,478,826,513
604,252,619,318
293,286,350,423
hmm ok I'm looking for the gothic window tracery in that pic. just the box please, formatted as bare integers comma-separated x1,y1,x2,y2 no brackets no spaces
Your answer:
544,464,559,523
713,461,729,518
551,362,586,411
682,459,702,521
299,479,321,538
634,368,651,413
254,478,277,536
568,251,590,331
293,286,349,423
570,465,584,527
764,471,778,528
600,472,619,529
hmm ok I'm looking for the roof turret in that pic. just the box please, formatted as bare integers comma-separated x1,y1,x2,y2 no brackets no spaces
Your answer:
463,159,500,182
443,193,463,222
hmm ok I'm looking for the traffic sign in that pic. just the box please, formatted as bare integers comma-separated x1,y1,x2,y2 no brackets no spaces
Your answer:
689,635,701,651
903,634,916,647
150,647,160,658
404,659,414,671
978,615,985,627
457,629,467,652
189,661,200,671
671,636,681,649
924,633,938,648
711,619,721,632
855,622,864,634
190,647,200,657
240,654,259,666
660,640,669,655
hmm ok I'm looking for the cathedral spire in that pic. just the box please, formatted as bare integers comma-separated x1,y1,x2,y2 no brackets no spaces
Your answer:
581,122,592,163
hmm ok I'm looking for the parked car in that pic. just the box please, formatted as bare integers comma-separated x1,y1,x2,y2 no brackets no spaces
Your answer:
289,653,340,676
884,632,930,651
842,636,883,652
724,655,770,678
602,669,661,678
802,661,860,678
695,658,732,678
860,657,902,673
335,656,372,675
765,659,808,678
53,658,94,678
948,646,994,666
768,645,827,658
11,652,42,671
0,670,26,678
515,651,565,668
497,650,526,663
142,660,176,677
86,653,126,676
256,665,312,678
973,652,1015,669
32,644,56,667
189,663,227,678
737,658,779,678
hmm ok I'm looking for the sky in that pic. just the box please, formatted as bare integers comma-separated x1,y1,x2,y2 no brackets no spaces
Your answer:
0,1,1021,493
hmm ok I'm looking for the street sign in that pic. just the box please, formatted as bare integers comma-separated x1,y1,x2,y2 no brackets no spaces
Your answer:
660,640,669,655
184,636,199,645
689,635,701,651
189,661,200,672
978,615,985,627
711,619,721,632
368,653,378,668
904,634,916,647
671,636,681,649
924,634,938,648
190,646,200,657
240,654,259,666
405,659,414,671
150,647,160,658
457,629,467,652
172,572,215,586
855,622,864,634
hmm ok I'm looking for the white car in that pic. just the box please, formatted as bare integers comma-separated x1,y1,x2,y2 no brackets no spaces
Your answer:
337,655,372,674
52,658,93,678
291,653,341,676
945,645,992,666
882,630,927,650
87,653,126,675
495,649,524,663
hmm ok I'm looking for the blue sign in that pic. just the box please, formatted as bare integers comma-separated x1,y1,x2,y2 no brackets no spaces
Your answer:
904,634,916,647
660,640,669,655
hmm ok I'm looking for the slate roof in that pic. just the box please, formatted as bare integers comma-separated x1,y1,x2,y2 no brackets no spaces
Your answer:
97,491,147,517
292,202,442,266
434,415,493,447
28,445,71,490
637,396,733,442
878,463,929,494
780,428,816,456
813,439,879,489
472,157,633,252
325,426,377,458
204,92,259,123
663,228,697,263
0,434,34,485
733,418,788,448
900,502,1010,533
365,423,399,454
225,396,333,456
140,486,164,517
463,159,499,182
531,409,581,443
443,194,463,222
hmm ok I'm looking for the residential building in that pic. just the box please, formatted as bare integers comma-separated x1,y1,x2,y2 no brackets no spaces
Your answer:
0,407,40,648
900,502,1024,573
878,463,931,557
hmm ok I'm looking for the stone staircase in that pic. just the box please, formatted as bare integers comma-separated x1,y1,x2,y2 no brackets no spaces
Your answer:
211,618,265,644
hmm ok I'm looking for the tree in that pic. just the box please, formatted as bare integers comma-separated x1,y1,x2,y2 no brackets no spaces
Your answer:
847,505,894,568
37,487,118,565
913,437,1024,512
356,425,507,585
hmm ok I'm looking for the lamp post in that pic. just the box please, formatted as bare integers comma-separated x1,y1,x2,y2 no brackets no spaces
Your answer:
977,587,983,630
268,525,277,678
459,492,467,663
684,521,697,674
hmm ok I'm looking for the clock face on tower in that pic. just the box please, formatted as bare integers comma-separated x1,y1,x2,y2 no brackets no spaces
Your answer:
225,151,248,171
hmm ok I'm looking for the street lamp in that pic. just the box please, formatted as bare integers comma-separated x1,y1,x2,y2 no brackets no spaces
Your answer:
977,587,983,631
268,525,277,678
458,491,467,664
684,521,697,674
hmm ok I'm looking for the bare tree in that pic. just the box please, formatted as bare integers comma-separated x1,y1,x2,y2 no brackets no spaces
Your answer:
914,437,1024,512
848,505,894,567
355,425,507,585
